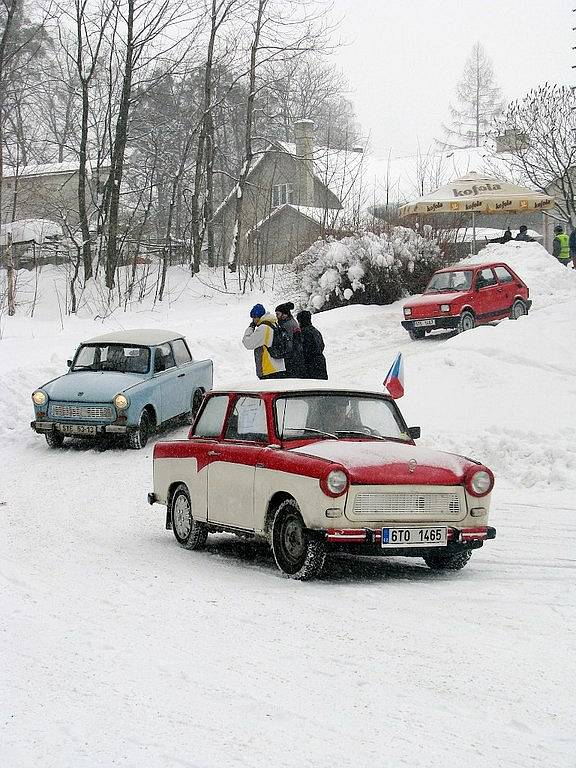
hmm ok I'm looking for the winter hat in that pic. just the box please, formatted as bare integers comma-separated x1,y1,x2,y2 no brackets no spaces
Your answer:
296,310,312,327
519,225,528,233
554,225,563,234
250,303,266,318
275,301,295,315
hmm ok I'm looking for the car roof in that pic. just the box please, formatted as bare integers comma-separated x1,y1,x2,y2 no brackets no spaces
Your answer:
83,329,183,346
434,261,510,273
210,379,391,397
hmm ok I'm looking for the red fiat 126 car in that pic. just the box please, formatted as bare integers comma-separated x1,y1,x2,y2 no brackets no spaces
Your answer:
149,382,496,580
402,261,531,340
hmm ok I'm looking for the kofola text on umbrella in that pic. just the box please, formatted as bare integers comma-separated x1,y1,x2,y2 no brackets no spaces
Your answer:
453,183,502,197
465,200,483,211
426,202,443,212
495,199,512,210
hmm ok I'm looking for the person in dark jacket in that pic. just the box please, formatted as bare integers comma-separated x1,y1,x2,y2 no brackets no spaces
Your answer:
275,301,305,378
569,228,576,267
296,310,328,380
515,225,535,242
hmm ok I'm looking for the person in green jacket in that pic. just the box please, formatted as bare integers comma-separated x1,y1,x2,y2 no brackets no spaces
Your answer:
553,225,571,267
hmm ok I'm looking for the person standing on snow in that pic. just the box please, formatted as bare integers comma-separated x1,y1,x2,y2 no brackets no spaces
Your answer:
553,225,571,267
242,304,286,379
569,227,576,269
515,225,535,242
296,310,328,380
275,301,305,378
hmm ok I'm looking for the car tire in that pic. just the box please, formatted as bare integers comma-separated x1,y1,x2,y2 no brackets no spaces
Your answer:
423,548,472,571
128,409,151,450
270,499,326,580
510,299,527,320
187,389,204,426
45,431,64,449
171,483,208,550
458,310,475,333
408,329,425,341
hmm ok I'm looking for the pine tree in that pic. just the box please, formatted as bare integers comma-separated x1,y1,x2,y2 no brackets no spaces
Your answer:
442,42,503,149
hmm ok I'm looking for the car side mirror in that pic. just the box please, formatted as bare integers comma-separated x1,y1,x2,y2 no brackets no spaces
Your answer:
67,359,72,368
408,426,421,440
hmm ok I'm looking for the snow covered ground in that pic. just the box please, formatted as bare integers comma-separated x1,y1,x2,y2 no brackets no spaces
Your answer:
2,242,576,767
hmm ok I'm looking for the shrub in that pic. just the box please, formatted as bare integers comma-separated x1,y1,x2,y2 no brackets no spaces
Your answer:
292,227,447,311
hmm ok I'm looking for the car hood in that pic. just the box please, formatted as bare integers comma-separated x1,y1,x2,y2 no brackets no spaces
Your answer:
42,371,145,403
291,440,477,485
405,291,466,307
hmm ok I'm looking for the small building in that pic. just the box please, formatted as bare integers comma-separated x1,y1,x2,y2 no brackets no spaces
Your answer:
213,121,366,266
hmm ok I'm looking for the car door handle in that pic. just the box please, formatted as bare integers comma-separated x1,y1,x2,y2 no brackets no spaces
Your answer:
177,373,186,378
208,450,221,457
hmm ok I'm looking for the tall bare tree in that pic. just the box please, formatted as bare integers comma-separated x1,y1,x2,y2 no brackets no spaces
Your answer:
441,42,503,149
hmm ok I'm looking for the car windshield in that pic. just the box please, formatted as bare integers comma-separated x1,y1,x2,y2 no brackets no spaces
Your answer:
275,394,409,442
72,344,150,374
425,270,472,293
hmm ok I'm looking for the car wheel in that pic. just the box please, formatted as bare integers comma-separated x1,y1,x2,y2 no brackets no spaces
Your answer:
423,548,472,571
271,499,326,580
510,299,527,320
458,311,475,333
187,389,204,425
45,431,64,449
408,329,425,341
128,410,151,450
170,483,208,550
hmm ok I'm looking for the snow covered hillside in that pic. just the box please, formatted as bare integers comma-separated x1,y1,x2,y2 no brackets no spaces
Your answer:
2,241,576,767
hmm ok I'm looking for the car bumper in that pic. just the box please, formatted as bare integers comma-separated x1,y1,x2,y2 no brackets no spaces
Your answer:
31,420,132,435
401,316,460,332
324,525,496,553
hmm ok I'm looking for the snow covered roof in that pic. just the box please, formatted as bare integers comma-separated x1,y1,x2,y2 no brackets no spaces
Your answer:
245,203,343,238
2,158,113,179
211,379,388,396
0,218,63,245
84,329,183,346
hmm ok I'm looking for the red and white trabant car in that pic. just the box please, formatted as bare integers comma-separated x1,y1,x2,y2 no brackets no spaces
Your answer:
149,382,496,580
402,261,531,340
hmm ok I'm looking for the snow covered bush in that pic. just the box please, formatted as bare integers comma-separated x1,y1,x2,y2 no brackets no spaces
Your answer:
292,227,446,311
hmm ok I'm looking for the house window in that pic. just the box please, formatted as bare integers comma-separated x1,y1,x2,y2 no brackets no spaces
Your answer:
272,183,294,208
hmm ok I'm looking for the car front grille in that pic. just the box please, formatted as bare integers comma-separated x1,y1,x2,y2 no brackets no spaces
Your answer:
50,404,114,420
352,492,462,519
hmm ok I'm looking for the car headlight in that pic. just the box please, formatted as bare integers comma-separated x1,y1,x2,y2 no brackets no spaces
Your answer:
440,304,450,312
404,307,412,316
114,393,129,410
466,469,494,497
322,469,349,497
32,390,48,406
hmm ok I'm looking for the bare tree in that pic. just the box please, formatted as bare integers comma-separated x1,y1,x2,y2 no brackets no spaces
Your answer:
493,84,576,224
441,42,503,149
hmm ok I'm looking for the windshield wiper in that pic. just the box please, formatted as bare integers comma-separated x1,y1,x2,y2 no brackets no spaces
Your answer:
290,427,339,439
335,430,387,440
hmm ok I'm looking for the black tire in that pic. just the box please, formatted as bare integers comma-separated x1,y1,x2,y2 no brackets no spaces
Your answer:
128,409,151,450
423,548,472,571
510,299,527,320
458,310,475,333
270,499,325,580
187,389,204,425
170,483,208,550
408,328,425,341
45,431,64,449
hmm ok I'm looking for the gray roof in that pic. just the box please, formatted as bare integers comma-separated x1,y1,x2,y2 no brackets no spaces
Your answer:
84,329,183,346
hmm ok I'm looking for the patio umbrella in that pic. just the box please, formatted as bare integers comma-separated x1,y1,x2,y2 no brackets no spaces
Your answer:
398,172,554,253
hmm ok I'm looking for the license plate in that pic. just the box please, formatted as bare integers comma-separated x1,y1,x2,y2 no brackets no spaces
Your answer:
381,526,447,548
56,423,97,435
414,319,435,327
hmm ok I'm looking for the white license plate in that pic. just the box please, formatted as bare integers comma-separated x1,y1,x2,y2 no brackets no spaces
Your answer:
57,423,97,435
414,319,435,327
381,526,447,548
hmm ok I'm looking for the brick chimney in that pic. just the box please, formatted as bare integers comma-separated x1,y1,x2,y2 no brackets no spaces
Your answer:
294,119,315,207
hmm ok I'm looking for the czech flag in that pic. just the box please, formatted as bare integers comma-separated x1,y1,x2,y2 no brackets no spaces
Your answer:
383,352,404,399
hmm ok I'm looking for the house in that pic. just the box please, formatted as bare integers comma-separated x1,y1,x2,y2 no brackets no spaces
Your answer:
213,120,366,265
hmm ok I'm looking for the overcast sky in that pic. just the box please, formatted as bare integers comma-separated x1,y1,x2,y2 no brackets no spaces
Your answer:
330,0,573,157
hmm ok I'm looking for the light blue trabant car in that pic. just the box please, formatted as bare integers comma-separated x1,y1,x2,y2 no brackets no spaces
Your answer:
31,329,213,449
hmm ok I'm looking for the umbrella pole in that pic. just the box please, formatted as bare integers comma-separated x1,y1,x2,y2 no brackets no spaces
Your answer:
471,211,477,255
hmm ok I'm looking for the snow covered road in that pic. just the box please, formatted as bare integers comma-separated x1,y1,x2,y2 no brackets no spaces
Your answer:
2,242,576,766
